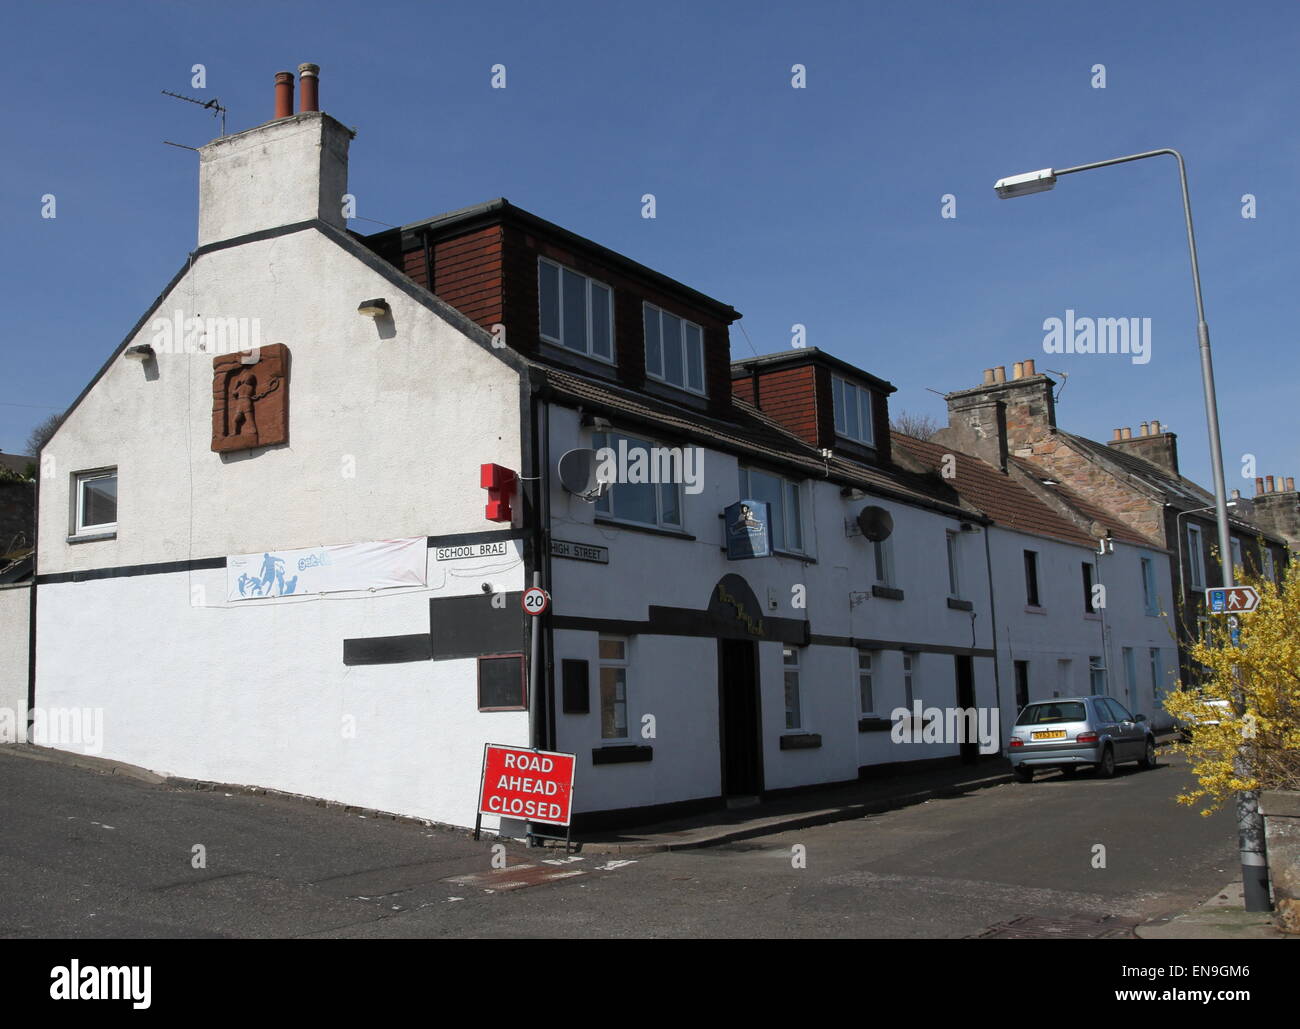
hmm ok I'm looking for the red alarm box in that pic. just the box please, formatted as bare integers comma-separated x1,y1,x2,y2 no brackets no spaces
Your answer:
480,463,517,523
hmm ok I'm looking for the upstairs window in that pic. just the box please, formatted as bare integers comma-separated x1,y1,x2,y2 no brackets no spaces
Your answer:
593,431,683,530
1140,557,1160,615
946,531,961,598
1082,561,1096,613
832,376,875,446
74,468,118,536
538,258,613,363
1024,550,1041,607
873,537,895,586
643,303,705,395
738,466,803,553
1186,524,1205,589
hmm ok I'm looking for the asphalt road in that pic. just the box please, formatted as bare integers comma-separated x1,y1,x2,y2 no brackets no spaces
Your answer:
0,747,1237,938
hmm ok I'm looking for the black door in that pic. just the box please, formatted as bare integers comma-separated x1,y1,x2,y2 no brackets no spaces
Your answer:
718,639,763,796
955,654,978,764
1014,660,1029,712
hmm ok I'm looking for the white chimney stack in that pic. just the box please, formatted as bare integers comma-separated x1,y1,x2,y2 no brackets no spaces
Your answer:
196,65,350,248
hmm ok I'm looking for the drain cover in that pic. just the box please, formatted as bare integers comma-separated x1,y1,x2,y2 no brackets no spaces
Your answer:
973,916,1138,939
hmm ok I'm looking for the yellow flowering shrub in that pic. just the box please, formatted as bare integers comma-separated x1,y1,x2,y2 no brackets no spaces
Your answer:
1163,559,1300,813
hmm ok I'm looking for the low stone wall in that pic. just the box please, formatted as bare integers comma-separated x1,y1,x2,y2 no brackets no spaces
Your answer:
0,584,30,735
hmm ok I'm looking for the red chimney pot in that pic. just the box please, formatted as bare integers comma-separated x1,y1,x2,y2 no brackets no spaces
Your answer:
298,63,320,113
274,71,294,119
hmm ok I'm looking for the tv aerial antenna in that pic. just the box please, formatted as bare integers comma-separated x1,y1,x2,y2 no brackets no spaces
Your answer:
161,89,227,149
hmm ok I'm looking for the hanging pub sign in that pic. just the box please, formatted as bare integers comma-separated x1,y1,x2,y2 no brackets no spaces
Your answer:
725,499,771,560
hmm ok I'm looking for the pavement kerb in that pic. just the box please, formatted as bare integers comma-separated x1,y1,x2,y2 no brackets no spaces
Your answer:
571,769,1014,855
0,742,166,784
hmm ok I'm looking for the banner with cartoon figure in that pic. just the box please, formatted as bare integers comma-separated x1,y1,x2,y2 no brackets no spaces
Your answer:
226,537,427,601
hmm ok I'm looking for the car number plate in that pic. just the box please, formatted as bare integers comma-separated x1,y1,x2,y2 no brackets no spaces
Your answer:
1031,730,1066,739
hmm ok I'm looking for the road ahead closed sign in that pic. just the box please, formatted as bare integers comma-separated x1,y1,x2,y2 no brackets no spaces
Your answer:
478,744,576,825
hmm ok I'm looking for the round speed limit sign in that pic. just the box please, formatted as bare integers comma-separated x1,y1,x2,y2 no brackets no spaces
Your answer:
521,586,550,616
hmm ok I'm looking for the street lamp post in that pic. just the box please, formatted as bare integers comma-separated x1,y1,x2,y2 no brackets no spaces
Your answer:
994,149,1270,912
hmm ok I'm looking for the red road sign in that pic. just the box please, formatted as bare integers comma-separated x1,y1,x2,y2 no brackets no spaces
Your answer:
1205,586,1260,614
521,586,550,616
477,744,576,825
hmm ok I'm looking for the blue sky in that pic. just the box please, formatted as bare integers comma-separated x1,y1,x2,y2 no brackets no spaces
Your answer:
3,0,1297,491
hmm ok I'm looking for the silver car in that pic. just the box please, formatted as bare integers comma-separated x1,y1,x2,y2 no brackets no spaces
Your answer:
1009,696,1157,781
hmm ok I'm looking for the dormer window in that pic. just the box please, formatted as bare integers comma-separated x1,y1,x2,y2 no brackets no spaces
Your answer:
832,376,874,446
643,302,705,396
538,258,614,363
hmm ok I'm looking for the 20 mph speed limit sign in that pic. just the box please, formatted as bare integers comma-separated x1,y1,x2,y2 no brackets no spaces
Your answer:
521,586,550,616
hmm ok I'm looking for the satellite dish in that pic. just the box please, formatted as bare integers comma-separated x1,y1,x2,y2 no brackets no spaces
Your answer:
856,506,894,542
557,448,611,502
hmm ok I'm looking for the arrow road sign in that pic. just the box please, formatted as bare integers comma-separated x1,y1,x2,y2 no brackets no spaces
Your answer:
1206,586,1260,614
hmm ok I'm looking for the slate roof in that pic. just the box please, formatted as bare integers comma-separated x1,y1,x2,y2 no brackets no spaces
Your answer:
1060,431,1277,540
1006,457,1156,548
535,365,980,520
892,433,1101,547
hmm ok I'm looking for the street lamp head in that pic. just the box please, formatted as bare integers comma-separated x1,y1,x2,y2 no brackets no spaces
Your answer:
994,168,1057,199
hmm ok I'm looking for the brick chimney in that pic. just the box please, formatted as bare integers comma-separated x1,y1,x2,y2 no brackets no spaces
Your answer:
1106,420,1179,475
1252,474,1300,550
197,64,351,248
933,359,1055,472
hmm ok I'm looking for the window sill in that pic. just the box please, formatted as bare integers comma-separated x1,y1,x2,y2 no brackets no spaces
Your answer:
67,531,117,544
1024,605,1046,615
779,732,822,750
539,338,617,371
594,517,694,542
872,584,904,601
591,744,653,765
645,374,707,401
858,716,892,733
1083,612,1102,621
946,597,973,611
773,548,815,563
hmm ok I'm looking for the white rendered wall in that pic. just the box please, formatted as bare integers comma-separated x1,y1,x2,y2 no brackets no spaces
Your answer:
39,229,521,574
36,545,527,827
989,527,1178,733
546,404,998,813
34,226,527,829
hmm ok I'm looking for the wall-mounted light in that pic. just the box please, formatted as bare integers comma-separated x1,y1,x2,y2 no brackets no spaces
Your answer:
580,412,612,430
357,298,390,318
124,344,155,361
840,486,866,500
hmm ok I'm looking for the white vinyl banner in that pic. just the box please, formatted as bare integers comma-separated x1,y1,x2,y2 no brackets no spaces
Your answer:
226,537,427,601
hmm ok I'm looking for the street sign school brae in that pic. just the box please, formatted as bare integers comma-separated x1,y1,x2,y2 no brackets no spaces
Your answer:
478,744,576,825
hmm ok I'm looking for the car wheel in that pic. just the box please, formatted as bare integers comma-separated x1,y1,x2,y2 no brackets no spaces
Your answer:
1138,737,1157,770
1014,766,1034,783
1096,745,1117,779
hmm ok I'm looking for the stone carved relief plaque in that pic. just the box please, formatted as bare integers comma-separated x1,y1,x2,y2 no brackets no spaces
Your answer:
211,343,289,453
